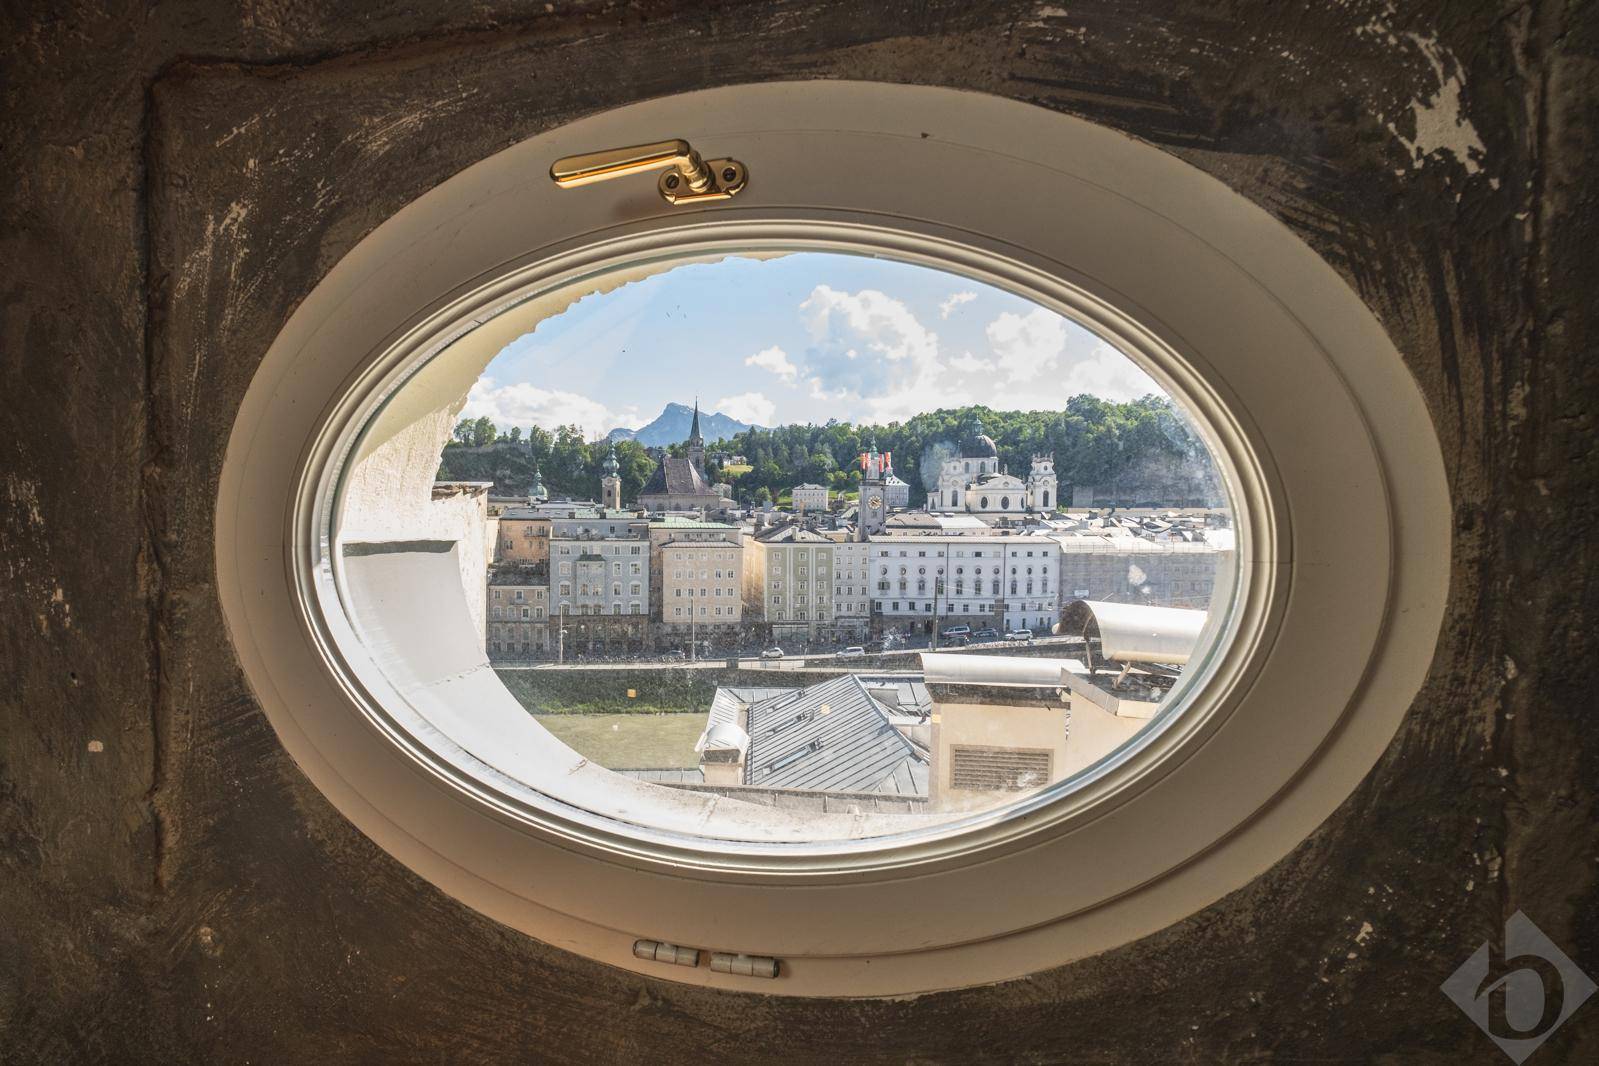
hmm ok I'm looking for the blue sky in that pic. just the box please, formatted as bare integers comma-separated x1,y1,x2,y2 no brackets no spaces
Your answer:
461,252,1161,437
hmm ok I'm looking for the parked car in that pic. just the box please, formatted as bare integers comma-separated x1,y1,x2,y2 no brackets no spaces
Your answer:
940,625,971,638
760,647,784,659
1005,629,1035,641
973,627,1001,642
838,646,867,658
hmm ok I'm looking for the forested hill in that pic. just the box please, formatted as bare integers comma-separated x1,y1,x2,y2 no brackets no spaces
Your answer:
437,396,1217,506
714,396,1216,506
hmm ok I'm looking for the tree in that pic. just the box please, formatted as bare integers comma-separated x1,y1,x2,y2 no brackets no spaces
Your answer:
546,424,588,496
805,449,837,482
526,426,553,467
616,440,655,503
436,397,1214,504
507,426,522,443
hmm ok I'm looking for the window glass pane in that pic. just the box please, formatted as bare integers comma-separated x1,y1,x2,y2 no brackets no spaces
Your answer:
336,251,1235,843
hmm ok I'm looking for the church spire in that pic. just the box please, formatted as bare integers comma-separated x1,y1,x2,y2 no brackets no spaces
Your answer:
686,398,705,473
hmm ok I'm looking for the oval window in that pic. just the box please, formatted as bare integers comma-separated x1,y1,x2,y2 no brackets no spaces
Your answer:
333,249,1237,845
218,83,1448,996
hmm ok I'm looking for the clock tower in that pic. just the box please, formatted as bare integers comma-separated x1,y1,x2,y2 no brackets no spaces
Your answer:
856,437,890,541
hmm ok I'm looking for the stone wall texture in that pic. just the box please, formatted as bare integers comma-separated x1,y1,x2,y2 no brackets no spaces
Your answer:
3,1,1596,1062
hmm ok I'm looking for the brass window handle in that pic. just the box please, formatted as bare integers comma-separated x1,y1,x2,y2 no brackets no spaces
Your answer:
549,139,747,205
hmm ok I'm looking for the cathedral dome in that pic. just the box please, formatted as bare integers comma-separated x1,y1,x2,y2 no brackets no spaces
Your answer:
961,418,999,458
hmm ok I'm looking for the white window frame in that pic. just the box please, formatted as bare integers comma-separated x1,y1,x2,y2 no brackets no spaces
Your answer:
216,83,1448,999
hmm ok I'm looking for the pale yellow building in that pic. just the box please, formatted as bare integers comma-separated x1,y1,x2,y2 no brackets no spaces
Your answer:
649,518,743,638
495,507,551,565
743,521,835,643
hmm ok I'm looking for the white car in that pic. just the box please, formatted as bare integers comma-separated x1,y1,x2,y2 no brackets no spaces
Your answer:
760,647,784,659
838,646,867,658
1005,629,1035,641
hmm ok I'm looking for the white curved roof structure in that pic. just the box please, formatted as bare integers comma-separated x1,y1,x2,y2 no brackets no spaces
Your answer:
921,653,1086,688
699,721,751,756
1062,600,1207,666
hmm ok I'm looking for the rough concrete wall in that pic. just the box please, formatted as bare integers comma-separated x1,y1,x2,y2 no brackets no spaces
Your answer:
2,1,1596,1062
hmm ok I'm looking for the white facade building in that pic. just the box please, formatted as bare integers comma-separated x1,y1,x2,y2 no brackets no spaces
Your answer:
883,470,912,510
550,515,650,621
827,536,872,638
869,534,1061,634
791,483,831,512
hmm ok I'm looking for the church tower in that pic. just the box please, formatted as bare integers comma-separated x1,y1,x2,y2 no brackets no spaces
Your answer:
686,398,705,473
1027,455,1057,513
600,442,622,510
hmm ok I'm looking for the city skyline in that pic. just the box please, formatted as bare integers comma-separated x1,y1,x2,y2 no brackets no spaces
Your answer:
461,252,1162,438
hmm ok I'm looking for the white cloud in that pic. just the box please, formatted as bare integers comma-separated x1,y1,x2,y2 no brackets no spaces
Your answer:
1053,342,1162,403
949,351,996,374
977,309,1161,407
745,345,798,383
461,376,643,437
802,286,940,366
986,307,1068,382
797,285,949,421
940,291,978,319
713,390,777,426
764,284,1162,425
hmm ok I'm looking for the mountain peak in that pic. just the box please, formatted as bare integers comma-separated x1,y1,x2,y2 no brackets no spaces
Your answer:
608,402,760,445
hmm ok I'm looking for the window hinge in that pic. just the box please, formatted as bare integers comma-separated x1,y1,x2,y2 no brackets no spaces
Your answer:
632,939,781,979
550,139,747,205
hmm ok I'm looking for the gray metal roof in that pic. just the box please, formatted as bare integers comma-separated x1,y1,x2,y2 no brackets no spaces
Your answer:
641,455,713,497
742,674,927,796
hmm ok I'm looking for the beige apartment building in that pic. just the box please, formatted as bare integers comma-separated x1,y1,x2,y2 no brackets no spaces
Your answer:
487,563,551,660
743,522,836,644
649,518,743,640
495,507,551,564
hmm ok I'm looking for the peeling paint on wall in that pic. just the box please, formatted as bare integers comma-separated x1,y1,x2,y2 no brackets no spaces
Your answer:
1388,33,1488,178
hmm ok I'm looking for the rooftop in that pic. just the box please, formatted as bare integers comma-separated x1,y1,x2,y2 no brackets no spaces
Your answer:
754,521,832,544
488,562,550,585
641,454,715,498
649,517,738,530
743,674,928,797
